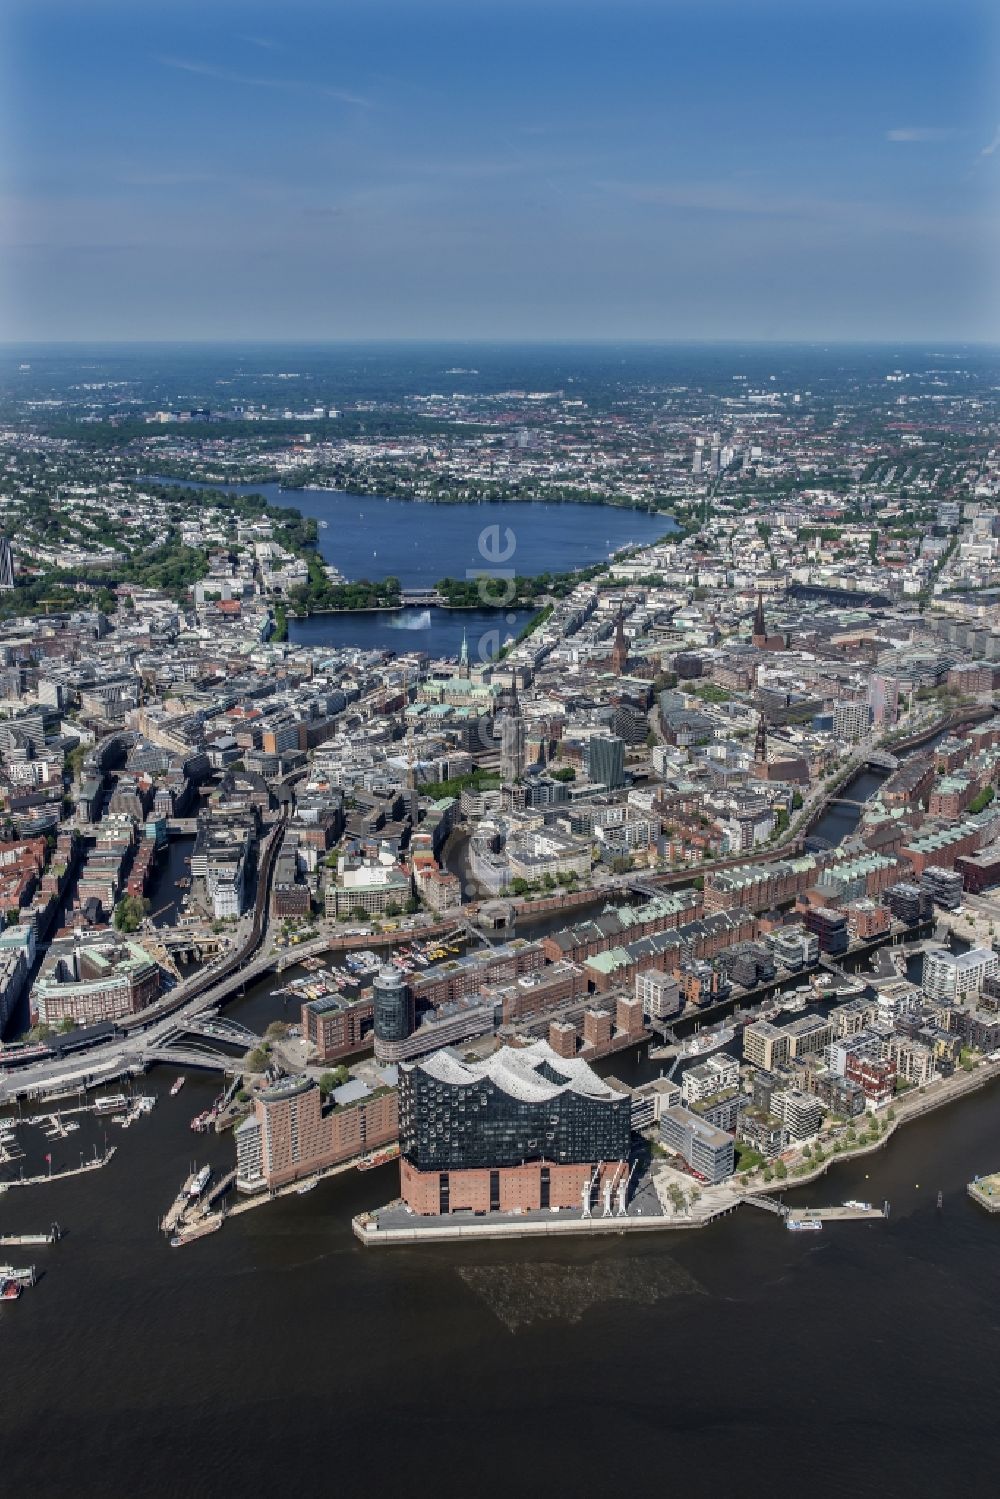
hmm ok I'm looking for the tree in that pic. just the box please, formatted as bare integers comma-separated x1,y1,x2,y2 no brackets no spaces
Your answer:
319,1065,351,1096
774,1159,788,1180
246,1044,271,1073
264,1021,290,1041
113,894,146,932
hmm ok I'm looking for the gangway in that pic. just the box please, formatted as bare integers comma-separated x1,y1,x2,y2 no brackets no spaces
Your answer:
742,1193,790,1218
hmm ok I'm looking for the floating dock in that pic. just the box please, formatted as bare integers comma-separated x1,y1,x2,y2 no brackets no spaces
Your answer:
967,1173,1000,1213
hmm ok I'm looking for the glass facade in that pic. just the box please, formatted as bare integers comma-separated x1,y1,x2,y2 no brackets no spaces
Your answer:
373,967,411,1043
399,1064,631,1171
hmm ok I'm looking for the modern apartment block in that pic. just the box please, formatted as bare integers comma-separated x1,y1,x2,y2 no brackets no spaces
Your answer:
922,946,998,1004
658,1105,735,1183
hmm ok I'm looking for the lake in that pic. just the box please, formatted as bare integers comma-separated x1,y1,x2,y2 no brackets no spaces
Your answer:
154,479,677,588
287,605,535,662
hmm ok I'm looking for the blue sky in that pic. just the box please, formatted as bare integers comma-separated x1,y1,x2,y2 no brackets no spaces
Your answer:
1,0,998,341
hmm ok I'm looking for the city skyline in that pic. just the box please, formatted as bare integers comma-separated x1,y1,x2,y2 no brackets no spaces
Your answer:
2,0,998,343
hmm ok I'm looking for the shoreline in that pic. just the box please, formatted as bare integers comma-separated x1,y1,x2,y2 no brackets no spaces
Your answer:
353,1057,1000,1248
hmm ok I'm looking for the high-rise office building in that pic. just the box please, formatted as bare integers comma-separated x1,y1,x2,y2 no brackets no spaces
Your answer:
869,673,899,726
0,535,13,591
497,683,526,784
587,733,625,790
373,965,413,1053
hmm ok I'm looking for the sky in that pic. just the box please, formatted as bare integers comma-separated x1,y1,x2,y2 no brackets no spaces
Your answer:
1,0,998,343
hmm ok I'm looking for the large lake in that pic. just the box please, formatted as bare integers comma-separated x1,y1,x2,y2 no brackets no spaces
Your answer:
156,479,676,587
155,479,676,656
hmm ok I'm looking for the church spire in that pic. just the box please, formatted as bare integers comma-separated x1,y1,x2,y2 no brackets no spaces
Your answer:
458,626,470,678
752,590,766,645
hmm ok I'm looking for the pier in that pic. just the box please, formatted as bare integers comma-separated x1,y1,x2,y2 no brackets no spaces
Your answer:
0,1223,62,1247
2,1146,116,1190
353,1177,889,1247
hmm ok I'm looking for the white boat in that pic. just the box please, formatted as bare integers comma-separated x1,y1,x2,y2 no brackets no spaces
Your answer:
296,1179,318,1196
170,1077,186,1097
842,1199,872,1211
679,1023,735,1060
188,1165,211,1199
93,1094,127,1115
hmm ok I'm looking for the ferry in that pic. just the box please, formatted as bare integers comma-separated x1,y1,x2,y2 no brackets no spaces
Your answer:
786,1217,823,1233
170,1076,186,1097
93,1094,128,1115
678,1023,735,1061
188,1165,211,1199
842,1199,872,1212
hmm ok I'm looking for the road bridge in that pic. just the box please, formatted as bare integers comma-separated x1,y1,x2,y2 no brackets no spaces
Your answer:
181,1015,261,1048
0,813,288,1105
144,1044,240,1073
400,589,443,607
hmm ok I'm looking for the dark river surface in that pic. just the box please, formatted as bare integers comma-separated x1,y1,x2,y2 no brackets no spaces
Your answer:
5,721,994,1496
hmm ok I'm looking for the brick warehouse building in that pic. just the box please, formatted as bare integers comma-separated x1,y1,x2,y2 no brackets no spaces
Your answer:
398,1041,631,1216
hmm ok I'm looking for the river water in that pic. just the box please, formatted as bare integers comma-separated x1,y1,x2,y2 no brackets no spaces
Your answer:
2,1054,1000,1498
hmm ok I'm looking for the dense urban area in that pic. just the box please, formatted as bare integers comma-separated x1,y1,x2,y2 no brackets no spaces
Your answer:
3,345,1000,1255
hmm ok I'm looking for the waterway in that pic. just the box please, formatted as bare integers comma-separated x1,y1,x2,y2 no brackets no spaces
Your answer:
2,1046,1000,1497
145,836,195,928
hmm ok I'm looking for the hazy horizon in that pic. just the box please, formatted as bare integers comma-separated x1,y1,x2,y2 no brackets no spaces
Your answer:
2,0,998,343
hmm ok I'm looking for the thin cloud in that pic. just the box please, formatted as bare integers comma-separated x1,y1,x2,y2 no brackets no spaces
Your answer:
982,126,1000,156
157,55,369,108
886,127,960,143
